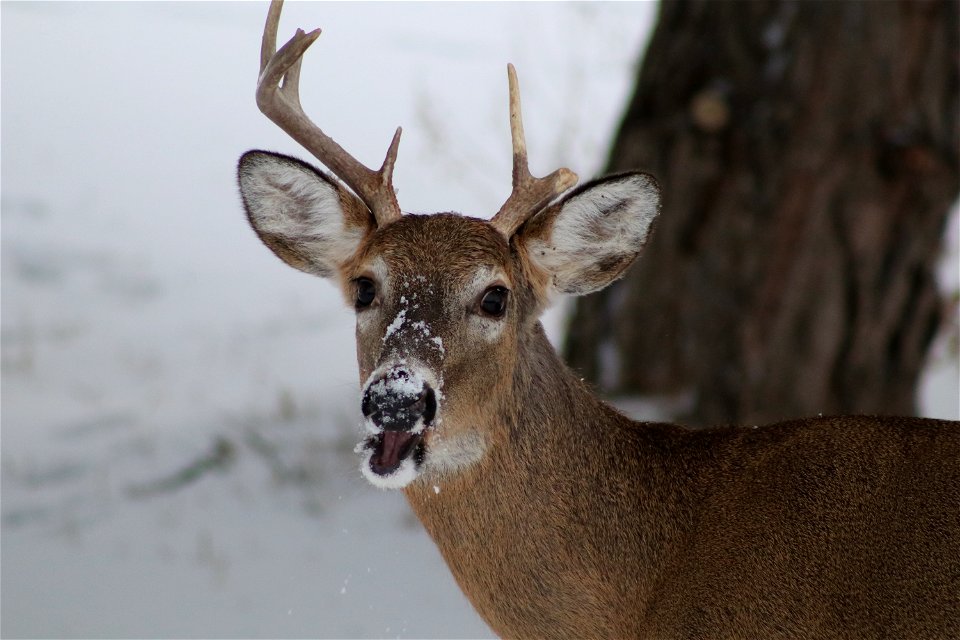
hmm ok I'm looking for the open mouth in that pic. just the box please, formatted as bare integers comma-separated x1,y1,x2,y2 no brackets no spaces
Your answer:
361,385,436,479
366,431,427,476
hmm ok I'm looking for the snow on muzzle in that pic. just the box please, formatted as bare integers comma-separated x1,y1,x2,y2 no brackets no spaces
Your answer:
358,366,437,485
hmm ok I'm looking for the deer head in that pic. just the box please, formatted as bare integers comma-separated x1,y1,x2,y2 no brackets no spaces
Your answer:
237,0,661,489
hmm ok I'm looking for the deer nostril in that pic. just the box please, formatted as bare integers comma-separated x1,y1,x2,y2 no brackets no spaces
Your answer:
362,369,436,432
423,387,437,425
361,392,374,418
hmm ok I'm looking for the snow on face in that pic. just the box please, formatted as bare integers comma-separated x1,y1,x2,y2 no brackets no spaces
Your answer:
366,367,425,400
357,360,442,489
375,276,446,361
361,366,432,436
356,442,421,490
383,308,407,342
353,262,507,489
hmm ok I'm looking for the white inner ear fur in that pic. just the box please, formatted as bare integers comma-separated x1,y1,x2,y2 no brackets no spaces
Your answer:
240,154,365,276
527,173,660,296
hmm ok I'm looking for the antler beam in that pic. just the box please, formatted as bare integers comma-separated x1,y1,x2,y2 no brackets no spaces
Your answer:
490,64,578,237
257,0,402,226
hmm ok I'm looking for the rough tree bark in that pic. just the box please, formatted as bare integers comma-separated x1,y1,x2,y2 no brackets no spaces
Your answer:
565,0,959,427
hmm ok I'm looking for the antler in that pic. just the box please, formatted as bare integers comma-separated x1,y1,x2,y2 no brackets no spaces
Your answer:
490,64,578,237
256,0,402,226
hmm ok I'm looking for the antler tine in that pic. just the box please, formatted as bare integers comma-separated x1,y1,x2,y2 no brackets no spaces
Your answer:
491,64,578,237
256,0,402,226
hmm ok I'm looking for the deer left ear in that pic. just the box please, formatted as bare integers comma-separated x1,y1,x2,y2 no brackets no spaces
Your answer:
517,172,661,296
238,150,375,279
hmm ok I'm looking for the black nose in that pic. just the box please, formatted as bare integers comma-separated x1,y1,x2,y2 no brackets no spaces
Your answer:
362,368,437,432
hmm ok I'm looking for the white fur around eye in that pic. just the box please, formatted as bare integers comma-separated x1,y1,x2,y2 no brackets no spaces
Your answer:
355,258,390,332
465,268,509,342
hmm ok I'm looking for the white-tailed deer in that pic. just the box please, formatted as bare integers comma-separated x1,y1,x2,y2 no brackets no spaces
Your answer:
238,2,960,637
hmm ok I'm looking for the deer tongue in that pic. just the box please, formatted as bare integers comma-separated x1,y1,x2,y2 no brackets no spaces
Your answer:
370,431,421,475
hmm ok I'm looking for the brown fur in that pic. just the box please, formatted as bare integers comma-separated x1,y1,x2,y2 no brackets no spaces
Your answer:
405,319,960,639
342,214,960,639
240,155,959,639
237,10,957,630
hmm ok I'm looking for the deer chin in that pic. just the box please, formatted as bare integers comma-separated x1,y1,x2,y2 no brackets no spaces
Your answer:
357,419,491,489
358,410,431,489
358,431,426,489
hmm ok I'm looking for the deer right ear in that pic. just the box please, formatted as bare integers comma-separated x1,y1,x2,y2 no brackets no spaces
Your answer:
518,172,661,297
238,150,375,278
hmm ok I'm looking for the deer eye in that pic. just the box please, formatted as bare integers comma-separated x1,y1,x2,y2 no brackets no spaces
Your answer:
479,286,509,318
355,278,376,309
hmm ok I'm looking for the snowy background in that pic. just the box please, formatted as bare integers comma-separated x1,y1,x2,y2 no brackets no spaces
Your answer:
1,2,657,638
2,2,956,639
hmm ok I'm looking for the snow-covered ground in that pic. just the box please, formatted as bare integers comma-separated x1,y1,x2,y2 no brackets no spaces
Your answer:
1,3,657,638
3,3,957,639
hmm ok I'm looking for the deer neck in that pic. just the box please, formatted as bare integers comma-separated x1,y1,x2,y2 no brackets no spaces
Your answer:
405,321,687,637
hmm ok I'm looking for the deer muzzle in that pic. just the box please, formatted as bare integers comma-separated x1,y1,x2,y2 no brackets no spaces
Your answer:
360,367,437,478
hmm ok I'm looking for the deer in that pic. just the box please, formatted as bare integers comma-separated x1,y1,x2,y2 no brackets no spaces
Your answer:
237,2,960,638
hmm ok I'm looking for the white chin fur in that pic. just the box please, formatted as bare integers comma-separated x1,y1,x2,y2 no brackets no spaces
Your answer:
421,431,487,475
358,447,421,490
354,429,488,489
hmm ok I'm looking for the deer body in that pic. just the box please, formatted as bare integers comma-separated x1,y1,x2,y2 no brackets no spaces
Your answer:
239,2,960,637
405,319,958,639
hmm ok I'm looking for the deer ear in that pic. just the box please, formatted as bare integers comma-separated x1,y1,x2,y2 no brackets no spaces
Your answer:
238,150,374,278
518,172,661,296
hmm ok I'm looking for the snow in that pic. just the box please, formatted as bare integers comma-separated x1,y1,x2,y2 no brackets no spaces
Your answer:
359,445,421,492
368,370,425,403
920,202,960,420
362,367,431,436
1,2,657,638
383,308,408,342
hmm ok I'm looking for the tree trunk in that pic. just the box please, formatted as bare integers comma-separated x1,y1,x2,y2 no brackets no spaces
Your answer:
565,0,959,427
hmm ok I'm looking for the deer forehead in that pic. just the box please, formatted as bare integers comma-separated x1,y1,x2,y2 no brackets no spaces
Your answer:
354,214,515,292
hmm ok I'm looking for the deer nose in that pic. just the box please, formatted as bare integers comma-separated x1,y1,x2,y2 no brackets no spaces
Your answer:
362,368,437,432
